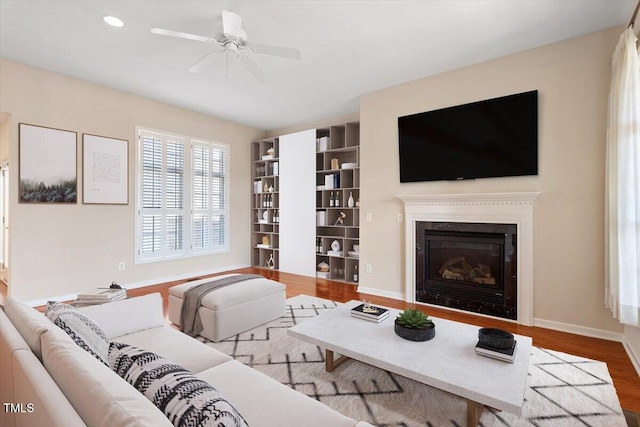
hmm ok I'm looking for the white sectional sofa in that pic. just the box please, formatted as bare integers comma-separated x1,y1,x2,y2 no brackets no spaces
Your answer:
0,293,374,427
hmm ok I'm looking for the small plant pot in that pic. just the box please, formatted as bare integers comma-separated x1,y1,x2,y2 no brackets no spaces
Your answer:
394,319,436,342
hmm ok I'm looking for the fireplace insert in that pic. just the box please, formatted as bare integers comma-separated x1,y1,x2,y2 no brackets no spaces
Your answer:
416,222,517,320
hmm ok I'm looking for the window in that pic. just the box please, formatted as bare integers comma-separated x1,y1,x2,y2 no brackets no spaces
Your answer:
136,128,229,263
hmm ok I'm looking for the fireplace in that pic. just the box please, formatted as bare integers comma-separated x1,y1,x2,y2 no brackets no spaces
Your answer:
397,192,539,325
416,222,517,320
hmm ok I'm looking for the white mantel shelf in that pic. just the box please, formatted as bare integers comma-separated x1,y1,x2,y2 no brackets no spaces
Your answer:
397,192,540,326
397,192,541,205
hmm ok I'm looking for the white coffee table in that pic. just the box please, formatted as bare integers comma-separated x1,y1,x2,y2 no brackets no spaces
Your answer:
288,300,532,427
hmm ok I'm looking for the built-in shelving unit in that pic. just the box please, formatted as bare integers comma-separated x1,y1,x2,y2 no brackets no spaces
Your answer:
251,137,279,270
315,122,360,284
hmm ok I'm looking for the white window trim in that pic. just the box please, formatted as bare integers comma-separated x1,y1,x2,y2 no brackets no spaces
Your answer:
135,126,230,264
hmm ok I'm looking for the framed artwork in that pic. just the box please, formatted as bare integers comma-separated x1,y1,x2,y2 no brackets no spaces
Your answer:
82,134,128,205
19,123,77,203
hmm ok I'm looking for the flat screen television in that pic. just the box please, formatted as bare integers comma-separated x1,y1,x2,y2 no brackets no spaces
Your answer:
398,90,538,183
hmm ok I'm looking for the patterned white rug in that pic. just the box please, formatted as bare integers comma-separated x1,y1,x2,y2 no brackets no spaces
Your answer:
203,295,626,426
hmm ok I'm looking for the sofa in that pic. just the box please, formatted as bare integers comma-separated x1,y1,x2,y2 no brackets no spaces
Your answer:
0,293,374,427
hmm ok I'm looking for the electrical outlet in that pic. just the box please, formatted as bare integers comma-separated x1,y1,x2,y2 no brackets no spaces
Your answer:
397,213,403,223
365,212,372,222
118,262,125,271
365,264,372,274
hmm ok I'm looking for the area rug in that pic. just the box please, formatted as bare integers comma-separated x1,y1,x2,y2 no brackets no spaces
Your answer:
202,295,626,426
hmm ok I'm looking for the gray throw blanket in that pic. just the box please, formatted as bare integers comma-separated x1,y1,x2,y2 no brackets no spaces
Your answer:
180,274,264,337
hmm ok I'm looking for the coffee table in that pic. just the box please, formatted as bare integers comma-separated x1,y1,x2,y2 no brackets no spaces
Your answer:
288,300,532,426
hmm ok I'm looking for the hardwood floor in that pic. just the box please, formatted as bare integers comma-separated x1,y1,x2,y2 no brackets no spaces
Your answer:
0,280,6,304
7,267,639,414
125,266,640,414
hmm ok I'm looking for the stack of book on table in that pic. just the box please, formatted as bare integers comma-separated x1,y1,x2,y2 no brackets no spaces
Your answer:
75,288,127,307
475,340,518,363
350,303,389,323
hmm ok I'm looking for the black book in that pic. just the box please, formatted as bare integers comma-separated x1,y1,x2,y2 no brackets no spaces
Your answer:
475,340,518,363
351,304,389,318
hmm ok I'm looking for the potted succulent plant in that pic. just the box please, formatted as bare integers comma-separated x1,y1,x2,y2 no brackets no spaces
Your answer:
394,309,435,342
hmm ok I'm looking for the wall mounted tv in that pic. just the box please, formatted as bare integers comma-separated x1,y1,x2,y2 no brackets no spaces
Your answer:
398,90,538,183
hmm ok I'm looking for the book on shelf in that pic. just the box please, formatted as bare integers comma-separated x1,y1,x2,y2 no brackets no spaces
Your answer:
350,311,389,323
77,288,126,300
475,340,518,363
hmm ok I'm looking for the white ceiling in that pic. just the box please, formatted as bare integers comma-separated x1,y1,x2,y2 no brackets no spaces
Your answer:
0,1,635,131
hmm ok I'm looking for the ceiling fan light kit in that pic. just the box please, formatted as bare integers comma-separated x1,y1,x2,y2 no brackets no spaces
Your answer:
151,10,301,81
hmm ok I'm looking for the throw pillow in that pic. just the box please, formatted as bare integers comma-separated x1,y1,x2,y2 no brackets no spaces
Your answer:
108,342,249,427
45,301,109,365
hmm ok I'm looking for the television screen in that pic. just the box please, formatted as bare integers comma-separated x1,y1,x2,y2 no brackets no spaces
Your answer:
398,90,538,183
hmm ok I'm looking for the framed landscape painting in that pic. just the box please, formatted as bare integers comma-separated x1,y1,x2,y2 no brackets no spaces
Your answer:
19,123,77,203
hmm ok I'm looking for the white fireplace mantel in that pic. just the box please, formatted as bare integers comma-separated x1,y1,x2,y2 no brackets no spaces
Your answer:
397,192,540,326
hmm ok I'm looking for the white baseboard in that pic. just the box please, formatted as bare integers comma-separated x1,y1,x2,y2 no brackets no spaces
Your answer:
121,263,250,291
533,318,623,342
622,335,640,377
25,263,250,307
356,286,404,301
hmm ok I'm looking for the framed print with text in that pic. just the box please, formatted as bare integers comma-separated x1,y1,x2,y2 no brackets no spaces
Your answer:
82,133,128,204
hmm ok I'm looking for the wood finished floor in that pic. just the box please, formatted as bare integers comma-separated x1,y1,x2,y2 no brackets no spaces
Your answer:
3,268,639,415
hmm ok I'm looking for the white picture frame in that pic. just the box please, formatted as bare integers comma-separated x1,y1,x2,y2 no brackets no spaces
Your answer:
82,133,128,205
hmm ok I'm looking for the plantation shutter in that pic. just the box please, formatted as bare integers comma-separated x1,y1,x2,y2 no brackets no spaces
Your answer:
138,130,186,261
136,128,229,263
192,141,228,253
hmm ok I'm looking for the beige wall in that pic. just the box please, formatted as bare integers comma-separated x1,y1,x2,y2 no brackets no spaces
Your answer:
359,26,623,333
0,112,10,163
0,59,264,302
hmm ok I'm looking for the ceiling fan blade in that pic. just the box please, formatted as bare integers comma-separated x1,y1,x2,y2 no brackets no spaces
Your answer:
188,51,222,73
150,27,212,43
221,10,243,37
238,55,267,82
252,43,302,60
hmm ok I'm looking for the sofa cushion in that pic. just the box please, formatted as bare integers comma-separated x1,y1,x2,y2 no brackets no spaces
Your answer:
46,302,109,365
114,325,231,373
13,349,86,427
1,307,32,427
41,327,172,427
79,293,165,340
197,360,357,427
109,342,248,427
3,296,55,360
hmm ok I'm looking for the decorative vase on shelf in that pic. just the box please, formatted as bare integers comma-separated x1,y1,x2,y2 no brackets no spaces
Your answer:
348,192,355,208
266,254,275,269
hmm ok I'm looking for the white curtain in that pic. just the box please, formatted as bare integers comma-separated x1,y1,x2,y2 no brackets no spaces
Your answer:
605,27,640,327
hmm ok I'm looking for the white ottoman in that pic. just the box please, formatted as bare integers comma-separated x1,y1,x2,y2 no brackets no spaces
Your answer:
168,274,286,342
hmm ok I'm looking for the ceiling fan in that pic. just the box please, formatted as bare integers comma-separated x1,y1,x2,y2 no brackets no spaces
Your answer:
151,10,301,82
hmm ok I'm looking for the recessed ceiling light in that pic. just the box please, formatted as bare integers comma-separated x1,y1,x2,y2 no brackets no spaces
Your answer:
102,15,124,28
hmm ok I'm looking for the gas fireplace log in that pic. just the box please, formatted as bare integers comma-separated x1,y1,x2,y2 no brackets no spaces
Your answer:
442,268,465,280
478,263,491,276
438,256,466,275
439,257,495,283
472,277,496,285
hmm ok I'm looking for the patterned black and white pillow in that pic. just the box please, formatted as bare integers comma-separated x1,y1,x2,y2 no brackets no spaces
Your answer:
45,301,109,365
108,342,249,427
